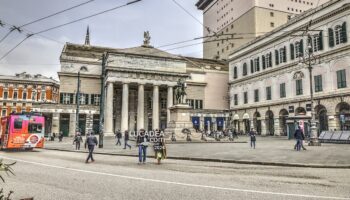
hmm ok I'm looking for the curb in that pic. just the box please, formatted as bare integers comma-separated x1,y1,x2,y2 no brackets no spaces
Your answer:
42,147,350,169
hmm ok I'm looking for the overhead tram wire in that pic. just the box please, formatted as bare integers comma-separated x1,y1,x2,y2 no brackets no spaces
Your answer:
0,0,142,62
0,0,95,44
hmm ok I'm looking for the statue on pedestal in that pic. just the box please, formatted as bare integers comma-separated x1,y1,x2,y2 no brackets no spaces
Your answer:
174,78,187,105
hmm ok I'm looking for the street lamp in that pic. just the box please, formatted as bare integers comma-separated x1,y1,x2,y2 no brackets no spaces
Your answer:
298,34,321,146
76,66,88,135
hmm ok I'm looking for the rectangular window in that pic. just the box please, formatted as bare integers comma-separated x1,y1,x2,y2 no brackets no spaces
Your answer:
296,79,303,95
28,123,43,133
314,75,323,92
234,94,238,105
1,109,6,116
14,118,23,129
23,92,27,100
196,100,203,109
254,89,259,102
3,91,8,99
244,92,248,104
60,93,74,104
13,91,18,100
90,94,101,106
337,69,347,88
79,94,89,105
266,86,272,100
161,98,167,109
280,83,286,98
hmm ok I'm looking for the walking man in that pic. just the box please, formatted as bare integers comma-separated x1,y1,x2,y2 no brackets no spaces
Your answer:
115,129,122,146
123,130,131,149
85,132,98,163
136,129,149,164
73,132,83,150
294,126,304,151
249,128,256,149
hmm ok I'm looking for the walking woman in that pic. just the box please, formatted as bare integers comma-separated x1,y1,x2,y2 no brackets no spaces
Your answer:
249,128,256,149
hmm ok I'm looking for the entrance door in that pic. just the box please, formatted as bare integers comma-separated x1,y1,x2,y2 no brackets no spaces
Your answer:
59,114,70,136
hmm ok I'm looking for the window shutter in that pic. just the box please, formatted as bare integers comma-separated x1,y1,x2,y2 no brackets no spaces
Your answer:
342,22,348,43
319,31,324,50
299,39,304,57
262,55,266,69
85,94,89,105
59,93,63,104
250,60,254,73
290,44,295,60
243,63,247,76
269,52,272,67
275,50,279,65
283,46,287,62
328,28,335,47
257,57,260,71
308,35,313,53
70,93,74,104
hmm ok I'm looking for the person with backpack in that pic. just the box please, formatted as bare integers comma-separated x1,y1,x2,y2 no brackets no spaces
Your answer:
84,132,98,163
123,130,131,149
73,132,83,150
115,129,122,146
249,128,256,149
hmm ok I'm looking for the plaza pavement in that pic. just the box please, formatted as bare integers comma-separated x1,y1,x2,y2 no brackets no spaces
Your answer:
44,136,350,168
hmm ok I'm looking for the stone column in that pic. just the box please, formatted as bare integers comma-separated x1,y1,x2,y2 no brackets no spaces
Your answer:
86,113,93,133
152,84,159,130
261,119,267,136
137,84,145,130
121,83,129,132
69,113,76,137
167,86,173,123
104,82,114,136
52,113,60,134
274,118,281,136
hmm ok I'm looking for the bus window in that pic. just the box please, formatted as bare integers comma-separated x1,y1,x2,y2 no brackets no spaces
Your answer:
14,118,23,129
28,123,42,133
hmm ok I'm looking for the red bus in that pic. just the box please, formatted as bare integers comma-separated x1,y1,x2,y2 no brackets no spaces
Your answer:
0,112,45,150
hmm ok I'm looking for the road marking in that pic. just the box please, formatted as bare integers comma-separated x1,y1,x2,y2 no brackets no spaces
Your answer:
1,155,349,200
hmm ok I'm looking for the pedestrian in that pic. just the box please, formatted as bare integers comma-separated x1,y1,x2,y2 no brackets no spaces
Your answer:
115,129,122,146
84,132,98,163
52,132,56,141
73,132,83,150
249,128,256,149
294,126,304,151
153,130,166,164
123,130,131,149
136,129,149,164
294,130,307,150
58,131,64,142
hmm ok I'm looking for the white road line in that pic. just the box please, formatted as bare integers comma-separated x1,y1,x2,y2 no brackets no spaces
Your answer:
1,155,349,200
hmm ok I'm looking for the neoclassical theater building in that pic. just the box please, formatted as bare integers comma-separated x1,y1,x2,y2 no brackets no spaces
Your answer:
35,33,229,136
229,0,350,137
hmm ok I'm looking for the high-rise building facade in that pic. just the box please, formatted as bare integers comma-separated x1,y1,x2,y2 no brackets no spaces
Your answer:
196,0,330,60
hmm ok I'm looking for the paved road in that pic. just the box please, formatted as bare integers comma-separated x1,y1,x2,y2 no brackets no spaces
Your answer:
0,150,349,200
46,136,350,166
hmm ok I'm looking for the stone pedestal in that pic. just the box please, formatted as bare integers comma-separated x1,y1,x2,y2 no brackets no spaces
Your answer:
165,104,200,141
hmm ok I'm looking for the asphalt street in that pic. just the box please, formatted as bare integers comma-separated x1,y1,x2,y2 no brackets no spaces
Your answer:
0,150,349,200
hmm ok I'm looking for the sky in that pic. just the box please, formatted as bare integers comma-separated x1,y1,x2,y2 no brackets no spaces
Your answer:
0,0,203,80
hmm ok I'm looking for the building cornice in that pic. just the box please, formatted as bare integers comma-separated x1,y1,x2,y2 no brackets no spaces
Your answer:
57,72,101,79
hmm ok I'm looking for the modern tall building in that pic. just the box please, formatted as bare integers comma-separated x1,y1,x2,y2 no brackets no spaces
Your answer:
228,0,350,138
196,0,330,60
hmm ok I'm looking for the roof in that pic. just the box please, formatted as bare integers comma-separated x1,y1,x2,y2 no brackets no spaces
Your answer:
196,0,214,10
62,43,182,60
0,72,59,85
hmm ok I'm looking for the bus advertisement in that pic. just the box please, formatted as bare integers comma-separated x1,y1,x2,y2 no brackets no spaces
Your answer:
0,112,45,150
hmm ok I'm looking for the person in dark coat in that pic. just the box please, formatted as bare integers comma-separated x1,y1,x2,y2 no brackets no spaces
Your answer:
58,131,64,142
248,128,256,149
73,132,83,150
84,132,98,163
115,130,122,146
136,129,149,164
294,126,305,151
123,130,131,149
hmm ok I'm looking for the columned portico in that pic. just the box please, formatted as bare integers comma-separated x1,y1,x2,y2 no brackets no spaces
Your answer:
121,82,129,132
137,84,145,130
152,84,160,130
104,82,114,136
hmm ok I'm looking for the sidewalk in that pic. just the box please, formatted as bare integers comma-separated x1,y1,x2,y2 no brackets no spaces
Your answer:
44,136,350,168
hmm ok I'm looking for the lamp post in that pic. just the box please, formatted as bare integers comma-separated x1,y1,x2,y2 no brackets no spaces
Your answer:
75,66,88,135
298,34,321,146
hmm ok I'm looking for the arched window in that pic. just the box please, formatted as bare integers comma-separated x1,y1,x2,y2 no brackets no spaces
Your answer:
242,63,247,76
233,66,237,79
